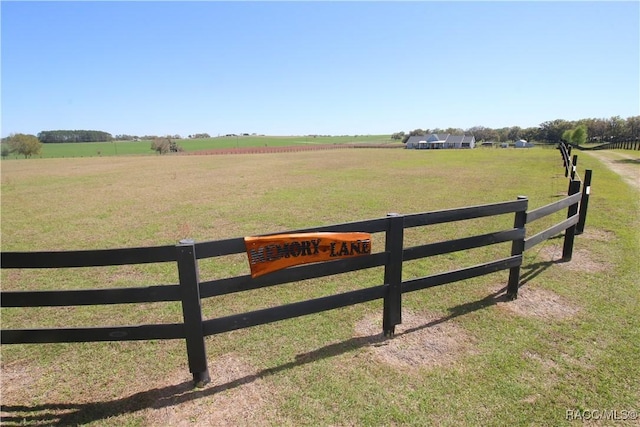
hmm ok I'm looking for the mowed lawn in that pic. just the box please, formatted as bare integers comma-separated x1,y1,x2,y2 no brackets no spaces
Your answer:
1,147,638,426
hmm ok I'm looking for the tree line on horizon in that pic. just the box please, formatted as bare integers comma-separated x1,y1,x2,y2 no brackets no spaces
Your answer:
392,115,640,145
37,130,113,143
4,130,214,144
2,115,639,159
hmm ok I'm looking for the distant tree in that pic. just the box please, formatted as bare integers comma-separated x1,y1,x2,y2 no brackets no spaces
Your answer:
571,125,587,145
562,125,588,145
391,131,405,141
444,127,464,135
1,144,10,159
495,127,510,143
538,119,573,143
190,133,211,139
467,126,500,142
607,116,626,142
467,126,488,141
5,133,42,158
562,129,574,142
402,128,427,143
521,127,541,142
151,137,183,154
151,138,170,154
582,118,607,142
507,126,522,141
626,116,640,141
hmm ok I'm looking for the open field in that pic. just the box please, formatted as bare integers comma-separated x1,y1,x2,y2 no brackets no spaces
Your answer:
2,135,397,159
1,148,639,426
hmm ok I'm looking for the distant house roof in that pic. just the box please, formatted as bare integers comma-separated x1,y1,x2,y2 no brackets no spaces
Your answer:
447,135,475,145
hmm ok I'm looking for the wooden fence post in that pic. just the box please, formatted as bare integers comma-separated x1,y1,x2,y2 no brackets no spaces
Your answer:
507,196,528,300
383,213,404,337
576,170,592,235
562,180,581,261
176,239,211,388
566,145,572,176
570,155,578,181
560,143,570,177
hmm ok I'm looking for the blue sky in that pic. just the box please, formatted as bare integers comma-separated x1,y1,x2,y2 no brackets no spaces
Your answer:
2,1,638,138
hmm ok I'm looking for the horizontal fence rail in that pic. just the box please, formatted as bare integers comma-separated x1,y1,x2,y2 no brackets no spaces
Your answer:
1,161,593,386
0,284,182,307
1,244,177,269
1,323,185,345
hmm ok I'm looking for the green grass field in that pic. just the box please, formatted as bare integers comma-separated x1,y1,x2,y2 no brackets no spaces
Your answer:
1,147,638,426
2,135,396,159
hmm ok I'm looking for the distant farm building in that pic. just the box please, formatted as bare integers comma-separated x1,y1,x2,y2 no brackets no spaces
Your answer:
514,139,534,148
406,134,476,149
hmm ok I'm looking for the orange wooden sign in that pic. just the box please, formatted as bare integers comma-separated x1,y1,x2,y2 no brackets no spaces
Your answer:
244,232,372,278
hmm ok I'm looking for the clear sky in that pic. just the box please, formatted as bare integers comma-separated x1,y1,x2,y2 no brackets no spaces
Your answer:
1,1,639,138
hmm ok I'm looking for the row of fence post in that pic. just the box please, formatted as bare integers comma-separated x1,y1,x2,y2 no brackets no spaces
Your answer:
559,142,592,238
560,142,592,236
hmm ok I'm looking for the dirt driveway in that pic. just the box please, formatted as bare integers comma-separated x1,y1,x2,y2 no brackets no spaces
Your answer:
583,150,640,192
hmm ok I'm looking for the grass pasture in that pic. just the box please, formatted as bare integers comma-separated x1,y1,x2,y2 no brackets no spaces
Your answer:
1,147,639,426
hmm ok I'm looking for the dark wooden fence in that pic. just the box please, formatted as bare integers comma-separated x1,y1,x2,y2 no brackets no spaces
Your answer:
600,141,640,150
1,150,593,387
558,142,593,236
562,140,640,151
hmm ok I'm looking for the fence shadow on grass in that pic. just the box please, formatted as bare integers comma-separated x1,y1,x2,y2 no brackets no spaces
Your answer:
518,255,569,288
1,286,515,426
517,234,567,288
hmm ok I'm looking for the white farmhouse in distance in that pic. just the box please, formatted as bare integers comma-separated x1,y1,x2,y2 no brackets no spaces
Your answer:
405,134,476,149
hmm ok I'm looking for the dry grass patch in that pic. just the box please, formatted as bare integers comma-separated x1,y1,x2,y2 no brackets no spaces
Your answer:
496,285,580,320
353,311,476,370
144,353,278,427
0,360,46,402
580,227,616,242
0,352,280,426
537,245,611,273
